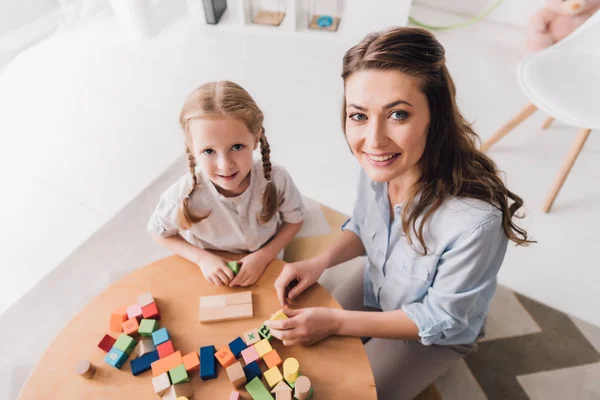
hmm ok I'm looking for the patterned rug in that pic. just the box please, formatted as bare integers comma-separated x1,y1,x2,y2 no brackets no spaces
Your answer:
285,199,600,400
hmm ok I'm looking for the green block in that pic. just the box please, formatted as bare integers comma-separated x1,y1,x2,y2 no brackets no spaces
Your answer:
245,377,274,400
138,319,158,337
226,261,240,275
113,334,136,355
259,325,271,340
169,364,189,384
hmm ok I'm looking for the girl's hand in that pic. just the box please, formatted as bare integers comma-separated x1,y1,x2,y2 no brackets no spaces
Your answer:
196,253,235,287
264,308,341,346
229,250,272,287
274,259,326,306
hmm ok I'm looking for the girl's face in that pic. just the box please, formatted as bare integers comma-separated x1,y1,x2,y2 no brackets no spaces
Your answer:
344,69,430,187
188,117,259,197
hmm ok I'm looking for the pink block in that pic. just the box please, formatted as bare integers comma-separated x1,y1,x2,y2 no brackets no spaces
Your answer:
127,304,143,320
241,346,260,365
229,391,240,400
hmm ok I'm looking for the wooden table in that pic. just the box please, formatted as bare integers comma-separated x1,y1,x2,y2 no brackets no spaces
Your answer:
19,255,377,399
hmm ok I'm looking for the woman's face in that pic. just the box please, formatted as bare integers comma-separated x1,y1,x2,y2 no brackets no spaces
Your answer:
344,69,430,185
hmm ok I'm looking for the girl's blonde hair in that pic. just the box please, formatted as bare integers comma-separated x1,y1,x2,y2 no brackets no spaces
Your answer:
178,81,279,229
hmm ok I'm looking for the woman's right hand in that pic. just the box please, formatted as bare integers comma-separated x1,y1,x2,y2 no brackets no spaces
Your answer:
196,253,235,287
274,259,326,306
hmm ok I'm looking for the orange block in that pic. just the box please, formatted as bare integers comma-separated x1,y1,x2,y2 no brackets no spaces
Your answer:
122,317,139,335
183,352,200,372
110,307,128,332
215,345,236,368
263,349,282,369
151,351,183,376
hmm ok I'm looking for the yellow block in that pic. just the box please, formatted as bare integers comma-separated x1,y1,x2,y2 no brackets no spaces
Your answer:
270,309,288,321
283,357,299,383
254,338,272,358
264,366,284,388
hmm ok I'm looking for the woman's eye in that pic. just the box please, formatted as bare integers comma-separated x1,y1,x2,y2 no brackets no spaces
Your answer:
232,144,244,151
203,149,214,155
390,111,408,120
349,113,367,121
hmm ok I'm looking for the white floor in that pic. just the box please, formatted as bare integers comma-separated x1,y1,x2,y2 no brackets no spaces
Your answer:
0,2,598,328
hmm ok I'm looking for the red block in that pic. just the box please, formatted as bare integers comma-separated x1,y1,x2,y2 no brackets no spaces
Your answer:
142,302,160,319
157,340,175,359
97,334,116,353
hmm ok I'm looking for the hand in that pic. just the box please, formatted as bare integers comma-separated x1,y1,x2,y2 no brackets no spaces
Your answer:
264,308,341,346
229,250,271,287
196,253,234,287
274,259,326,306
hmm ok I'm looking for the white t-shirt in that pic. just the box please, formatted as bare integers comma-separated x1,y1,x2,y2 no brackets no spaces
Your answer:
147,160,306,253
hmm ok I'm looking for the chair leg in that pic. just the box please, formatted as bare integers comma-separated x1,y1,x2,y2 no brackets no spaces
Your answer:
541,116,554,130
481,103,538,152
542,128,592,213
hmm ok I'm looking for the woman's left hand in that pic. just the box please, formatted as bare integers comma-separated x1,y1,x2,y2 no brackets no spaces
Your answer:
229,250,271,287
264,308,341,346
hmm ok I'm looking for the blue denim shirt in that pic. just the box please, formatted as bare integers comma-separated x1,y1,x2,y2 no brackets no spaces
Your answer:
342,170,508,346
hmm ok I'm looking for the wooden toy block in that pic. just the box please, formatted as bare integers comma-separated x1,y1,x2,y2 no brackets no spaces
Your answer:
104,347,127,369
294,376,313,400
130,350,159,376
122,317,140,335
199,345,217,380
243,360,262,382
110,307,128,332
200,291,252,308
133,337,156,358
270,309,288,321
263,350,282,369
127,304,143,320
283,358,299,384
226,260,240,275
254,338,272,358
182,352,200,372
272,381,292,400
245,376,275,400
242,328,261,345
138,318,158,337
151,351,182,376
75,360,96,379
226,361,247,389
152,372,171,396
241,346,260,365
259,325,272,340
228,336,247,358
169,364,189,384
229,391,241,400
215,345,236,368
138,292,154,307
97,334,116,353
172,381,194,397
157,340,175,359
199,303,253,324
142,302,160,319
264,366,283,388
176,398,189,400
114,334,136,355
161,386,178,400
152,327,170,346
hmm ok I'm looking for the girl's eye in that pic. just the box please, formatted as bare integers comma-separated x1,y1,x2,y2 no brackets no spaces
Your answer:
232,144,244,151
203,149,214,155
390,110,408,120
349,113,367,121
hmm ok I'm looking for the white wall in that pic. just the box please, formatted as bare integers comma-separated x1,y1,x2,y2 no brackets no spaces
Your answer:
0,0,58,36
414,0,546,27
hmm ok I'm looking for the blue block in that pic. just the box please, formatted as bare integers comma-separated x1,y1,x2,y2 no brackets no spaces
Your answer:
243,360,262,382
104,347,128,369
152,327,169,346
130,350,159,376
200,345,217,380
228,336,247,358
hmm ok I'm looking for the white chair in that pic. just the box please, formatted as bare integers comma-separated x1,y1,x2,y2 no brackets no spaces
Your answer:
482,11,600,213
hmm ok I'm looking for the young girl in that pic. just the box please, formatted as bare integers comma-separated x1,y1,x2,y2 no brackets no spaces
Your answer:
148,81,306,287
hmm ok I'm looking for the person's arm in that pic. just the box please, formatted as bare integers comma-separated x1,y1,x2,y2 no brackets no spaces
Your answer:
152,233,209,264
257,221,303,261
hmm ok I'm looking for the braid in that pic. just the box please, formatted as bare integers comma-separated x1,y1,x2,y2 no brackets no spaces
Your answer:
258,129,279,223
177,146,208,229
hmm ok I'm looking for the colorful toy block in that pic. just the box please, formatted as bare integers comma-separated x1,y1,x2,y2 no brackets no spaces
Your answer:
226,361,247,389
254,338,272,358
294,376,313,400
243,360,262,382
230,391,241,400
113,334,136,355
157,340,175,359
264,366,284,388
152,327,170,346
199,291,253,323
138,292,154,307
263,349,282,369
130,350,159,376
200,345,217,380
152,372,171,396
122,317,139,335
242,328,261,345
75,359,96,379
97,334,116,353
110,307,128,332
215,345,236,368
169,364,189,384
245,377,274,400
104,347,127,369
161,382,193,399
259,324,272,340
138,319,158,337
228,336,247,358
241,345,260,365
270,309,288,321
151,351,182,376
133,337,156,358
127,304,143,320
272,381,292,400
182,352,200,372
226,260,240,275
142,302,160,319
283,358,299,384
